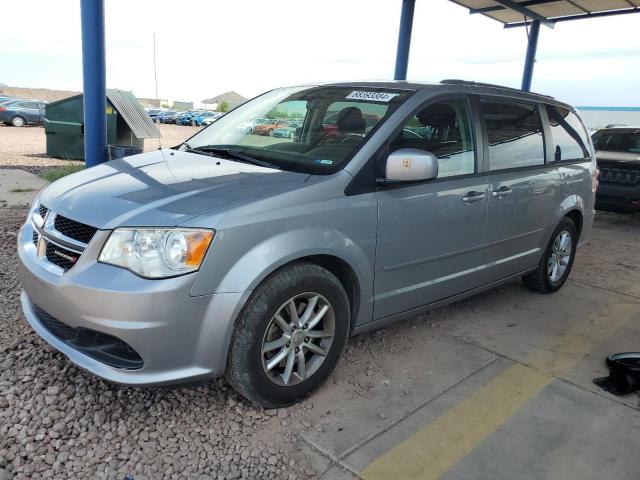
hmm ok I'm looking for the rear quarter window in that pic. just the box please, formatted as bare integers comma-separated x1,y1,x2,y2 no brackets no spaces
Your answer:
546,106,590,161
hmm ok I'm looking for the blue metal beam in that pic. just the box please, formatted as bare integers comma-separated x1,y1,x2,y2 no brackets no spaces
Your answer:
492,0,555,28
470,0,557,15
521,20,540,91
505,6,640,28
80,0,107,167
394,0,416,81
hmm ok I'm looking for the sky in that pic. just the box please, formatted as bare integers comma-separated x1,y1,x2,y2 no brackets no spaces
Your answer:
1,0,639,106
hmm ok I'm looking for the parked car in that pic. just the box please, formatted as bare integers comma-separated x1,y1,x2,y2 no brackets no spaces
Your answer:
272,123,298,139
253,119,290,136
0,100,47,126
201,112,224,126
17,81,595,407
591,126,640,212
177,111,204,126
145,108,165,122
157,111,177,124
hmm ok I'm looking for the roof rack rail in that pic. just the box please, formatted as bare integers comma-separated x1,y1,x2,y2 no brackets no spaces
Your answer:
440,79,555,99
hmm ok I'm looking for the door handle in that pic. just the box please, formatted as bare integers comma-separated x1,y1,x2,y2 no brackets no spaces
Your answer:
462,191,486,203
491,187,512,198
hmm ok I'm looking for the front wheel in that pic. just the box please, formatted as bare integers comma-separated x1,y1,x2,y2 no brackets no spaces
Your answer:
11,116,26,127
226,262,350,407
523,217,577,293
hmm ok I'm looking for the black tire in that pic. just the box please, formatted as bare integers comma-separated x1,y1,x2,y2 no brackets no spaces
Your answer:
523,217,577,293
11,116,26,127
226,262,350,407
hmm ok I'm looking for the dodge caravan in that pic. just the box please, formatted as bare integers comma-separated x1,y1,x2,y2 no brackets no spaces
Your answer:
17,80,596,406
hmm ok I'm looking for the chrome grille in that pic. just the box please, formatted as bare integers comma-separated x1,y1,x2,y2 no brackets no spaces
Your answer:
53,215,98,244
45,242,80,271
29,203,95,276
599,166,640,185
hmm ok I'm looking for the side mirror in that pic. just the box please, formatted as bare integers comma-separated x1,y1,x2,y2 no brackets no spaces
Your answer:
380,148,438,184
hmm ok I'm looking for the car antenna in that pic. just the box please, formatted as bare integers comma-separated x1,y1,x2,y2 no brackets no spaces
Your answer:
153,32,162,150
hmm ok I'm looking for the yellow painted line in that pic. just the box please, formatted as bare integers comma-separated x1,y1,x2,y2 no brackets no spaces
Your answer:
362,302,640,480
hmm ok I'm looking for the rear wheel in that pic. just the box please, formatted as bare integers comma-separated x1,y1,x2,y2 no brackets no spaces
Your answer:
268,129,274,136
289,131,296,139
523,217,577,293
226,262,350,407
11,116,25,127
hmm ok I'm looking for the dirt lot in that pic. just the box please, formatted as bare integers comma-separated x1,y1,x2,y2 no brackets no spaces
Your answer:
0,123,199,168
1,125,639,479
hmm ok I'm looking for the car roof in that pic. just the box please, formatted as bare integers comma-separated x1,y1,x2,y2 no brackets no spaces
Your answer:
288,79,574,111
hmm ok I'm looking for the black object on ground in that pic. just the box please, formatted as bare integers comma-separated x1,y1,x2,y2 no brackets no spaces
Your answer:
594,352,640,396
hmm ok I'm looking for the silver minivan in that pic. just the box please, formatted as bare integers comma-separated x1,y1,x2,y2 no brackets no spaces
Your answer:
18,80,596,406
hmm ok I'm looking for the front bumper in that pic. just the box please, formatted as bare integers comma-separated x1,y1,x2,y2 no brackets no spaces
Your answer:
596,183,640,211
17,221,250,386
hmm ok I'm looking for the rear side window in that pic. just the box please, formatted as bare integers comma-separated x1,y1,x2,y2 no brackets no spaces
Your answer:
546,106,589,161
480,100,545,171
391,98,475,178
21,102,38,109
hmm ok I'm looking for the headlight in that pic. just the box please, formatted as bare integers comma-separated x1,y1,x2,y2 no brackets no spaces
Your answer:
98,228,214,278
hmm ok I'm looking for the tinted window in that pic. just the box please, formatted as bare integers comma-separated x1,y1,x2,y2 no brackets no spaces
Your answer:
14,102,38,109
391,98,475,178
481,100,544,170
546,106,589,161
592,129,640,154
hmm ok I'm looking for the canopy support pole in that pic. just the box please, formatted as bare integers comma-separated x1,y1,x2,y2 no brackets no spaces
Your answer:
521,19,540,92
80,0,107,166
394,0,416,80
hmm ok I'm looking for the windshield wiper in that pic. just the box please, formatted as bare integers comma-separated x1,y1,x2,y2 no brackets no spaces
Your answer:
187,146,280,170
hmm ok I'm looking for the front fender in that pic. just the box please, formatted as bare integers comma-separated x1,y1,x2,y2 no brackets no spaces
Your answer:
220,227,371,292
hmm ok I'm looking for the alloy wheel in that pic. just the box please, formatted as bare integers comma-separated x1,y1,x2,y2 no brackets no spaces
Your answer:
261,292,335,386
548,230,572,282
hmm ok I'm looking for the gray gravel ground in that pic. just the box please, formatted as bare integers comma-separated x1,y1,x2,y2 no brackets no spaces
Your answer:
0,123,199,168
0,209,315,480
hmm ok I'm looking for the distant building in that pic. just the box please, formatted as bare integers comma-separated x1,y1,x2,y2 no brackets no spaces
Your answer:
577,107,640,131
202,91,248,110
138,97,169,108
171,101,194,111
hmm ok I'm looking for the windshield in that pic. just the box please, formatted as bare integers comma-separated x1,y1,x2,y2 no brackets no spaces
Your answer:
592,129,640,154
180,86,410,174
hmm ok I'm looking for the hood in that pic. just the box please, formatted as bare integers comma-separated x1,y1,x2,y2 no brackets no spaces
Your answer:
596,150,640,163
39,149,309,229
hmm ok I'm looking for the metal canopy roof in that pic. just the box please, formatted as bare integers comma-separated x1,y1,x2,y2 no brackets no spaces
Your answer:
449,0,640,27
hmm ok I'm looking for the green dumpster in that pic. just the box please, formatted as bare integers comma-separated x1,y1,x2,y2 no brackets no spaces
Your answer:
45,89,160,161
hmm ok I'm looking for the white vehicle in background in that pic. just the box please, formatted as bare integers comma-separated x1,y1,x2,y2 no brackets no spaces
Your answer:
201,112,224,126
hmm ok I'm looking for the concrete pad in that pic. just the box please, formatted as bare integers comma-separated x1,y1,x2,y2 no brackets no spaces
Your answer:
343,357,514,473
439,279,640,408
301,333,497,460
442,380,640,480
0,168,46,207
320,465,359,479
571,212,640,300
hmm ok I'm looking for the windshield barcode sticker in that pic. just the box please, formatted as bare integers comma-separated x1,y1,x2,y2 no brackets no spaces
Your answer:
345,91,399,102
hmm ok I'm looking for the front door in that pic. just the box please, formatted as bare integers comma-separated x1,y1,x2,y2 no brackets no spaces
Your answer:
374,97,490,320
